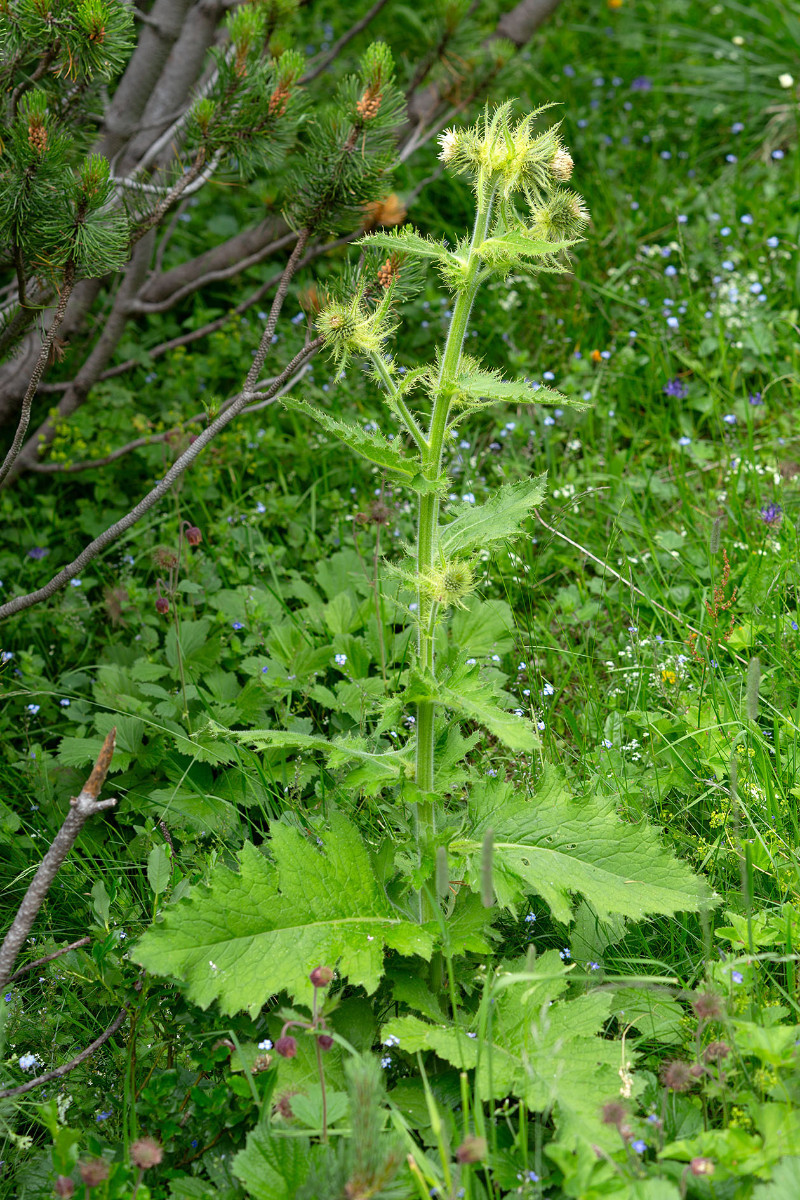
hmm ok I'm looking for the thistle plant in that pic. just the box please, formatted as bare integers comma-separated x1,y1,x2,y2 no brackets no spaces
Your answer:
308,102,589,891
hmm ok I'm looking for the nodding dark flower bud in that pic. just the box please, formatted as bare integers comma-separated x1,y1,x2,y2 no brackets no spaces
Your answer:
130,1138,163,1169
310,965,334,988
54,1178,75,1198
317,1034,334,1051
275,1035,298,1058
601,1101,626,1128
185,526,202,546
455,1136,487,1164
690,1157,715,1176
155,596,169,615
79,1160,110,1186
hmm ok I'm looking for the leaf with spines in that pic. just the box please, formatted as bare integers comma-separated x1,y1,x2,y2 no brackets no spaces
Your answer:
134,813,434,1016
284,398,420,481
438,475,547,557
451,767,716,924
357,226,460,267
407,664,540,753
445,365,585,412
477,230,576,268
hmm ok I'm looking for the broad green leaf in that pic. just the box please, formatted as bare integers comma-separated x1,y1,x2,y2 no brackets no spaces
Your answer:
134,814,434,1016
438,476,547,556
383,952,621,1143
356,227,458,265
147,844,172,894
453,767,715,924
284,398,419,480
197,722,412,784
449,598,516,658
233,1127,314,1199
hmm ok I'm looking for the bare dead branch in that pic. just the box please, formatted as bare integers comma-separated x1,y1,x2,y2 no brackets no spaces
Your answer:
0,338,321,620
0,266,76,487
0,729,118,993
8,937,92,983
301,0,393,85
0,1008,128,1099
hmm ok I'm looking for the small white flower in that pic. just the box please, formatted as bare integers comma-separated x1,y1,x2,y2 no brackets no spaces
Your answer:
437,127,460,162
258,1039,273,1050
334,653,347,666
779,73,794,88
19,1053,38,1072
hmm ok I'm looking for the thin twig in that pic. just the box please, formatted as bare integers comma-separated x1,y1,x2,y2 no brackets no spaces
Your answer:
0,1009,127,1099
0,265,76,486
301,0,392,85
8,936,91,982
0,340,321,620
0,729,117,992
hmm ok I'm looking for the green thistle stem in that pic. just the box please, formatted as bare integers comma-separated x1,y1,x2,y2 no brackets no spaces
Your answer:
413,184,496,911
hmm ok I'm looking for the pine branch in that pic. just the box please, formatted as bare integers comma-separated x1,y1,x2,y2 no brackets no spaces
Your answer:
301,0,393,85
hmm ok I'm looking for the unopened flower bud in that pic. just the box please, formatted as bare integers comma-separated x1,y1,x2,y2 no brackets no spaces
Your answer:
155,596,169,615
54,1178,75,1198
455,1136,487,1164
130,1137,163,1169
317,1033,334,1051
185,525,202,546
310,965,334,988
275,1035,297,1058
690,1157,715,1176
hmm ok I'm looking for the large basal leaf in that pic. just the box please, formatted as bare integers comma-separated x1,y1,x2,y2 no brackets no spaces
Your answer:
382,952,621,1144
452,766,715,924
284,397,420,481
134,814,434,1016
233,1128,314,1199
438,475,548,557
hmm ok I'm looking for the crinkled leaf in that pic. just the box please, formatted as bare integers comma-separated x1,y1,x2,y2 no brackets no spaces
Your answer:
439,664,539,753
454,767,715,924
196,722,412,783
284,398,420,480
438,476,548,556
448,367,584,411
233,1127,314,1199
477,231,576,261
383,952,620,1142
135,814,434,1016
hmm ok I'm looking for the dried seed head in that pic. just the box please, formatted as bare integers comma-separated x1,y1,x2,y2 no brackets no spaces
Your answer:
153,547,178,570
362,193,407,230
275,1035,298,1058
601,1101,627,1128
660,1059,693,1092
251,1052,272,1073
130,1138,163,1170
79,1160,110,1186
455,1136,487,1164
703,1040,731,1063
310,965,334,988
692,992,724,1021
550,148,574,181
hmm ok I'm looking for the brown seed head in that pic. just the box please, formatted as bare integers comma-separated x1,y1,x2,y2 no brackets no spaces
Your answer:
660,1059,693,1092
601,1101,626,1128
130,1137,163,1170
79,1160,110,1186
692,991,724,1021
455,1136,487,1164
703,1040,731,1063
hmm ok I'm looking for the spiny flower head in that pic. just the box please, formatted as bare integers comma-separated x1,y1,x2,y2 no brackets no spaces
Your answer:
438,102,575,209
316,282,396,368
528,189,590,245
420,559,476,609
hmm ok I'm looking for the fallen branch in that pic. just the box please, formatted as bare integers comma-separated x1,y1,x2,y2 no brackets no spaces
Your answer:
0,1008,127,1099
8,936,92,982
0,730,117,992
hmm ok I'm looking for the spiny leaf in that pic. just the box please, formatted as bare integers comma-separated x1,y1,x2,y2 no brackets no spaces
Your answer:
356,226,459,265
477,231,576,261
452,767,716,924
438,475,548,557
407,664,540,753
134,814,434,1016
284,397,420,479
447,367,582,411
